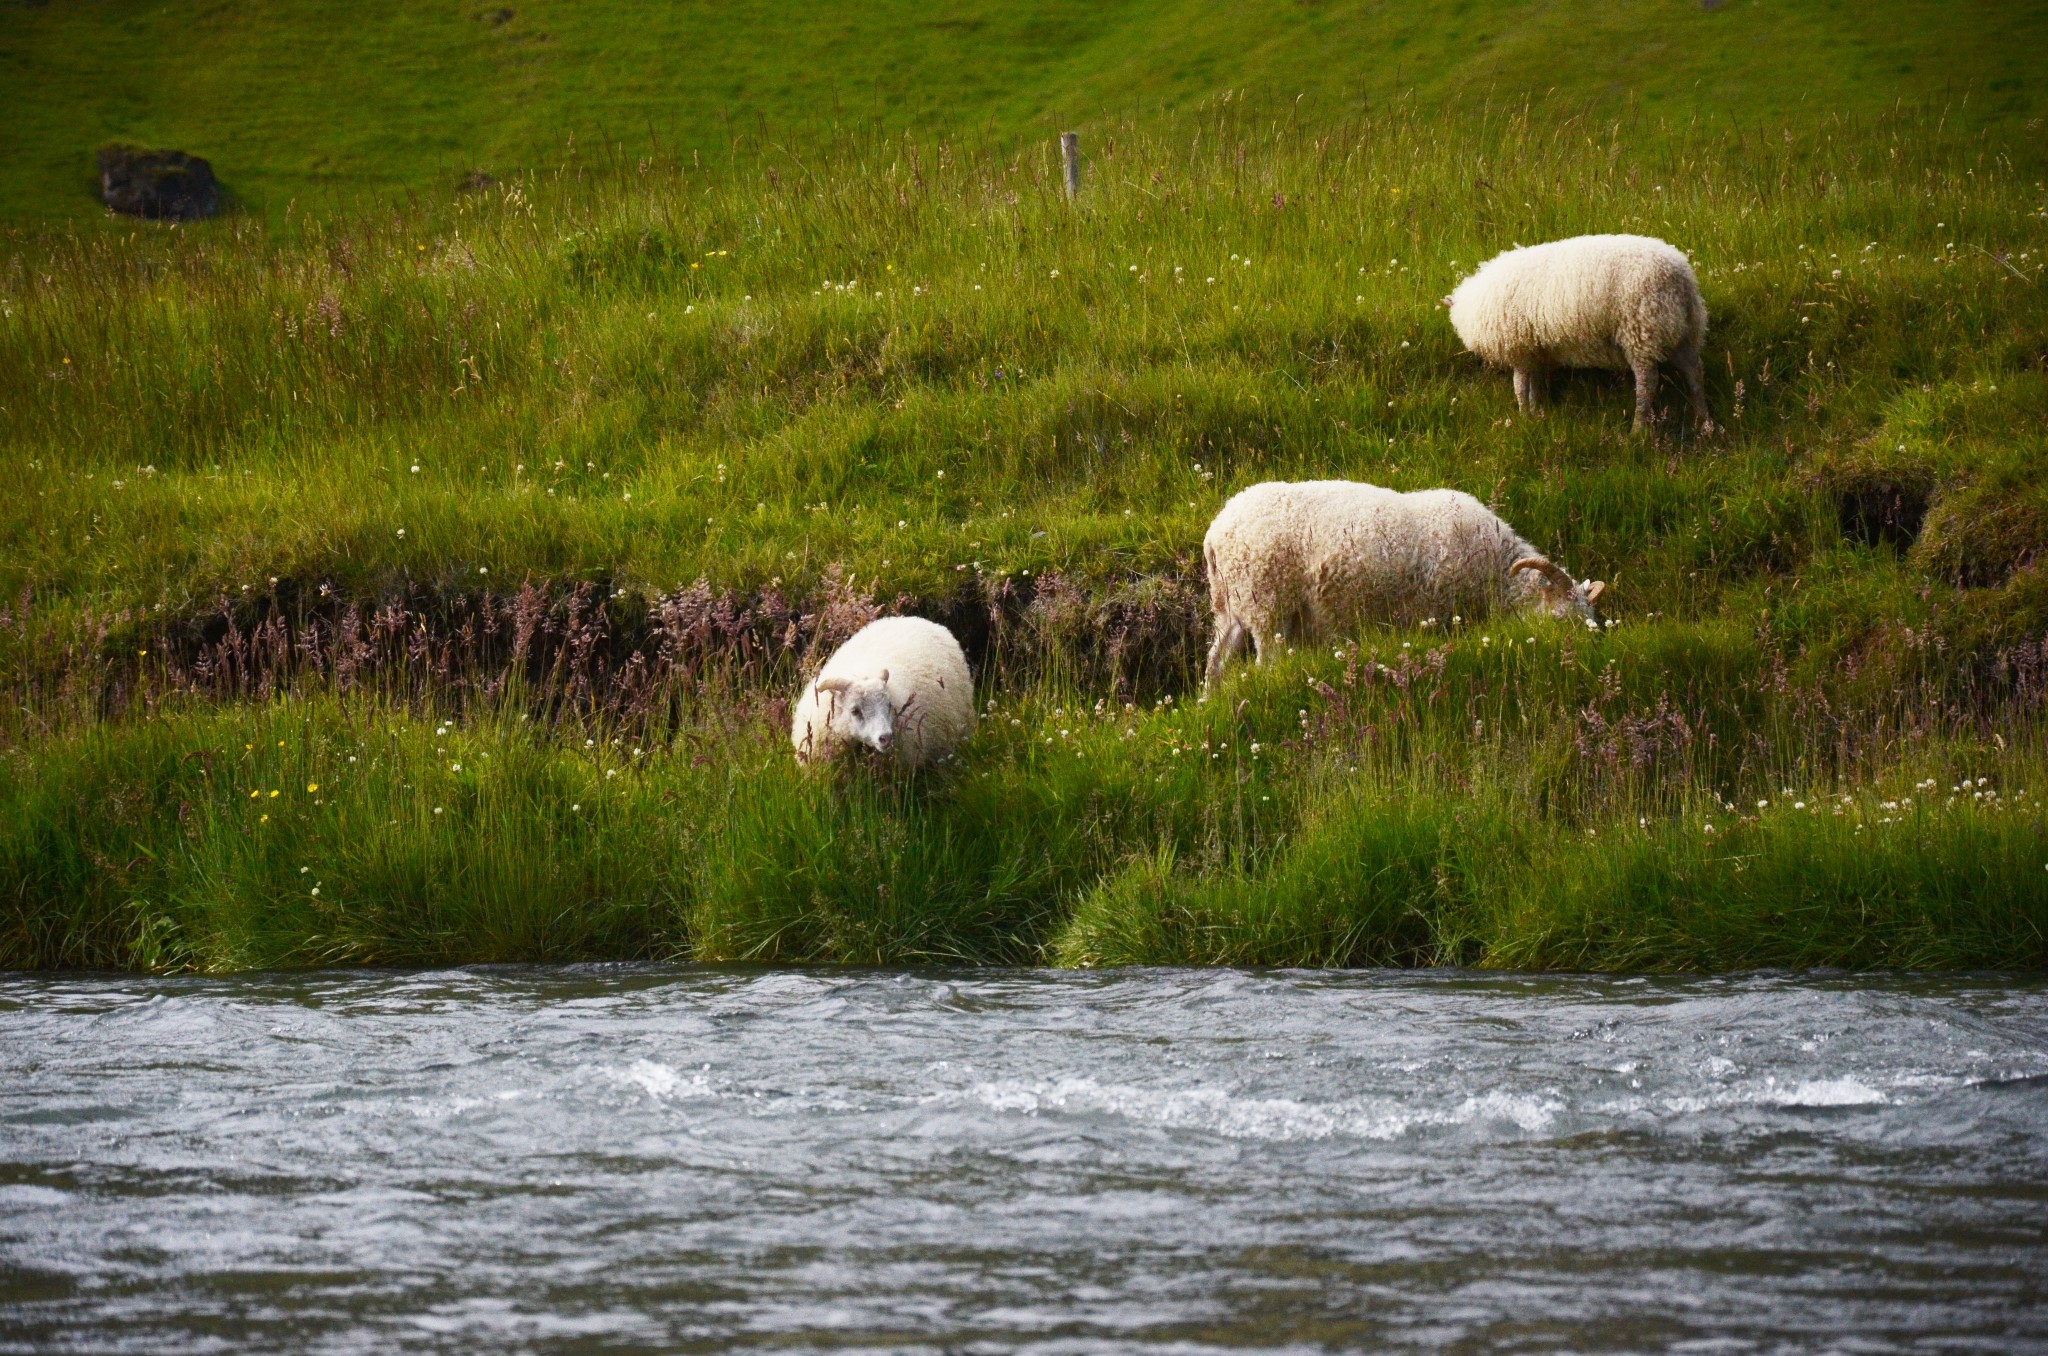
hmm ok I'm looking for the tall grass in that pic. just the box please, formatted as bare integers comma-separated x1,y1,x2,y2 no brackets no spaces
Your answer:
4,622,2043,972
2,102,2046,971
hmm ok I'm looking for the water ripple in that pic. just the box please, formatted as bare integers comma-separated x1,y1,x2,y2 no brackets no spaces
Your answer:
2,967,2044,1353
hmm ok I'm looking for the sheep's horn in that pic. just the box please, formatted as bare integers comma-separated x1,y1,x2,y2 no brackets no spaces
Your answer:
816,677,851,694
1583,580,1606,603
1510,556,1576,591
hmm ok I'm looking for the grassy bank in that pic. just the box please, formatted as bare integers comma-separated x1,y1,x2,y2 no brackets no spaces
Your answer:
3,97,2047,971
5,643,2043,972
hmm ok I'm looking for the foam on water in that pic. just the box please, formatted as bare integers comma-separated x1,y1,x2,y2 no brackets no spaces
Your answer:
962,1078,1566,1141
606,1058,716,1101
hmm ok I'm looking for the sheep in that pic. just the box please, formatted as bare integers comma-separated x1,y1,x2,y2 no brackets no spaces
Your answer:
1202,480,1604,693
1446,233,1713,434
791,616,975,766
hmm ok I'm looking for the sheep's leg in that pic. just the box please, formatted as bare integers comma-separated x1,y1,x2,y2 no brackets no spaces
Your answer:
1630,357,1661,433
1512,364,1546,415
1676,337,1715,434
1202,615,1250,700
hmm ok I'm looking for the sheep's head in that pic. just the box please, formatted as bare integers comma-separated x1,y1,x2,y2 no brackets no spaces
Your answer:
816,671,898,754
1510,558,1606,627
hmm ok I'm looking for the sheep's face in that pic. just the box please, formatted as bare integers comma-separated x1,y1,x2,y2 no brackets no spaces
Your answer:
1511,558,1605,627
1552,579,1606,626
825,676,898,755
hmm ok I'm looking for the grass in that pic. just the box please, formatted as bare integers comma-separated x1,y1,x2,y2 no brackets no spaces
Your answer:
4,0,2045,222
5,652,2044,972
3,84,2048,971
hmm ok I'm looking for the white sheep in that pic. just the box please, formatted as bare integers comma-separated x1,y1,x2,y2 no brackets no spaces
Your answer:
791,616,975,766
1202,480,1604,693
1446,233,1713,433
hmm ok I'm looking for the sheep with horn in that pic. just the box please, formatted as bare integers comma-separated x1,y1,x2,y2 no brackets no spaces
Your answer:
1202,480,1605,694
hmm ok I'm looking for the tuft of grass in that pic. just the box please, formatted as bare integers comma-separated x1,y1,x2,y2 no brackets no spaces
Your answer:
1463,789,2048,971
0,701,693,971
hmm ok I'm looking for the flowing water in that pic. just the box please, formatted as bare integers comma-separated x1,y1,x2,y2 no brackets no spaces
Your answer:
2,968,2045,1353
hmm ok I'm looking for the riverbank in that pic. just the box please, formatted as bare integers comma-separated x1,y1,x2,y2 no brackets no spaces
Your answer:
5,661,2043,971
3,104,2046,971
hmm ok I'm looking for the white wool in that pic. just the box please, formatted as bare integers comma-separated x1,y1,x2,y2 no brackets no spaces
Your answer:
1447,234,1711,431
1201,480,1603,692
791,616,975,766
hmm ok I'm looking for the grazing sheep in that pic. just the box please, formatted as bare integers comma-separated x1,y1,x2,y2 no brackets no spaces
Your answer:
1446,234,1713,433
1202,480,1604,693
791,616,975,766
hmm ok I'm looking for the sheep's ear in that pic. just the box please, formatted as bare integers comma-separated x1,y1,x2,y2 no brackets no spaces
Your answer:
816,677,851,694
878,668,889,684
1439,294,1453,307
1583,581,1606,603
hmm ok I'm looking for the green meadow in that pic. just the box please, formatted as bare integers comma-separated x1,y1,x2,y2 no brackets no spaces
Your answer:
5,0,2045,221
2,4,2046,972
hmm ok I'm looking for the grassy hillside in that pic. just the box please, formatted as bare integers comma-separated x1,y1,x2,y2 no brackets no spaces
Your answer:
3,90,2046,972
3,0,2045,222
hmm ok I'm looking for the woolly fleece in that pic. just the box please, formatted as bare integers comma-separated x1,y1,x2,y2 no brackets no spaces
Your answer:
1202,480,1603,690
1447,233,1710,430
791,616,975,766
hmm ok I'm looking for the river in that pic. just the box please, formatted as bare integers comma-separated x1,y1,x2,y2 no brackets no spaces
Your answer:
3,968,2045,1352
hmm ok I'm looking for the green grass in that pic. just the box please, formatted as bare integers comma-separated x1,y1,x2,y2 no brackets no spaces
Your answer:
4,47,2048,970
6,658,2044,972
3,0,2045,222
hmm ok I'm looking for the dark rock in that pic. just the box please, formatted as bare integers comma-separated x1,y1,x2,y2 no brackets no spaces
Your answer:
97,145,221,221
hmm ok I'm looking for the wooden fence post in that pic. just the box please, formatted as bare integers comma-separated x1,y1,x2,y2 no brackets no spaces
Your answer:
1060,132,1081,200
